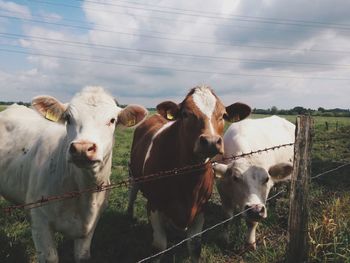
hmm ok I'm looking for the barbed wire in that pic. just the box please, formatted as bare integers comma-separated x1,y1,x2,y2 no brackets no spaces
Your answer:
2,143,293,214
2,162,209,214
221,142,294,162
3,142,349,215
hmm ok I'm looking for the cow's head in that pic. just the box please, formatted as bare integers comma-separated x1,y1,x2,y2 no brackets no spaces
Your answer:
156,85,251,161
215,161,293,222
32,87,148,172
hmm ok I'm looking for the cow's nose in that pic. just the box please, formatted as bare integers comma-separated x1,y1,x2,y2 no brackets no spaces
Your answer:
69,141,98,161
199,135,224,155
245,204,266,221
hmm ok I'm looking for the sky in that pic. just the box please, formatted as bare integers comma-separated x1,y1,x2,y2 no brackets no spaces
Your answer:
0,0,350,109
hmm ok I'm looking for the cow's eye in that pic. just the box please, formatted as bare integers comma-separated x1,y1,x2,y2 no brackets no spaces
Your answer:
219,113,225,121
232,174,239,181
182,111,189,118
108,118,116,126
264,177,269,184
65,114,71,124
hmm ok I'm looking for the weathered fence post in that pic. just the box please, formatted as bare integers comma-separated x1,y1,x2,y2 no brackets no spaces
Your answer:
286,115,313,263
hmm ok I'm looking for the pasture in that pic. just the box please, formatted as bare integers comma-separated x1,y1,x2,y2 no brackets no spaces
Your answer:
0,109,349,262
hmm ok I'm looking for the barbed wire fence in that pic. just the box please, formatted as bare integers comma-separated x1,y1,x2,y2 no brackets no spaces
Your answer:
2,143,295,214
1,116,349,262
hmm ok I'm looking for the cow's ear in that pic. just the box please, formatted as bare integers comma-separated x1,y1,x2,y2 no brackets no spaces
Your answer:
118,104,148,127
268,163,293,182
156,101,180,121
225,102,251,122
212,163,228,179
32,96,67,123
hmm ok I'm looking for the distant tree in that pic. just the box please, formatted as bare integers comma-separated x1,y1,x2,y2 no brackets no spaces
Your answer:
318,107,325,113
271,106,278,115
291,106,307,115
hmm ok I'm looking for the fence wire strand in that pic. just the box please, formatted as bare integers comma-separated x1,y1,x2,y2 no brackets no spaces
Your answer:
137,189,287,263
311,162,350,179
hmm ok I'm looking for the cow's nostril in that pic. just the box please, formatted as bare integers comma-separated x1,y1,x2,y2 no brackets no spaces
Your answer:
87,144,97,152
69,144,77,154
217,137,222,145
244,205,251,211
199,135,208,146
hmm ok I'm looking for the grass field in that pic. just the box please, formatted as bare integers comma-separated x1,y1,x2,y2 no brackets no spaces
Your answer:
0,110,349,262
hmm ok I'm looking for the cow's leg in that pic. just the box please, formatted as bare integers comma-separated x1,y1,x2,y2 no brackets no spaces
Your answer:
127,179,139,218
74,197,108,262
31,212,58,263
216,180,234,244
186,212,204,263
74,232,94,262
245,220,258,250
149,210,167,262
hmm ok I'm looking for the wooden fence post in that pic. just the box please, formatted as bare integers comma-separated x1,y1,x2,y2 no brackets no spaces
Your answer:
286,115,313,263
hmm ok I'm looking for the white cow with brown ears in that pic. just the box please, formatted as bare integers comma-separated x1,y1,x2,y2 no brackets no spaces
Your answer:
214,116,295,249
0,87,147,263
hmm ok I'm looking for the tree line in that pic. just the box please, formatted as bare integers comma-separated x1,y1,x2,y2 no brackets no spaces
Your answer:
253,106,350,117
0,101,30,107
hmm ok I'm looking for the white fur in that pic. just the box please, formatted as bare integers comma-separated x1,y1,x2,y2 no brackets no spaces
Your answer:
143,120,175,173
192,86,216,135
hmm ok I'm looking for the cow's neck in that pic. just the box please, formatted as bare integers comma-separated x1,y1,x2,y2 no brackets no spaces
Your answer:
65,153,112,221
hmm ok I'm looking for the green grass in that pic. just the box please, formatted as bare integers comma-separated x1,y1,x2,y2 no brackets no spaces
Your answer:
0,105,7,112
0,114,350,262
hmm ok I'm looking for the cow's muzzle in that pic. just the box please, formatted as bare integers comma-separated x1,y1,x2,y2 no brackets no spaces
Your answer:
69,141,101,167
195,134,224,157
244,204,267,221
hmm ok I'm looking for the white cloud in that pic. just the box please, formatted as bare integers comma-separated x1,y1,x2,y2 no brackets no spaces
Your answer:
0,0,349,109
0,0,31,18
37,10,62,22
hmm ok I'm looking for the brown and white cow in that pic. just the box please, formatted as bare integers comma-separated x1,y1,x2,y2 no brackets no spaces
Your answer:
127,85,251,262
214,116,295,249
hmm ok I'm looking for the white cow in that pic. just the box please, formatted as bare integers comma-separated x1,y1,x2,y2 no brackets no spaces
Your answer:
0,87,147,263
214,116,295,249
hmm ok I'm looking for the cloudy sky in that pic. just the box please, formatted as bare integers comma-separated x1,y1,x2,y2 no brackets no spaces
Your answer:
0,0,349,109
